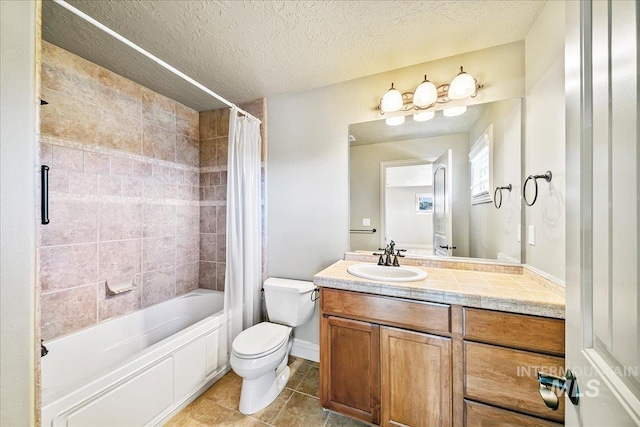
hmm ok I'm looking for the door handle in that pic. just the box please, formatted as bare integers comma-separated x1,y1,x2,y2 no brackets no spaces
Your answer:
538,369,580,410
439,245,457,250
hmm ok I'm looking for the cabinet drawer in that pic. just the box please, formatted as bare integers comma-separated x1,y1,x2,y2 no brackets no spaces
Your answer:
464,400,562,427
321,288,450,334
463,308,564,356
464,342,565,423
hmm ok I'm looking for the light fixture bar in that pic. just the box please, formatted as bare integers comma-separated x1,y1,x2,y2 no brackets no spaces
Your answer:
52,0,261,123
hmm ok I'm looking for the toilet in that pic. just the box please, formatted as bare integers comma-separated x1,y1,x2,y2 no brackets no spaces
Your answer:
230,277,317,414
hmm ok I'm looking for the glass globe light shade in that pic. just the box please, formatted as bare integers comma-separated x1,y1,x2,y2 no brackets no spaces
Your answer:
447,67,476,100
443,106,467,117
381,83,404,113
413,111,435,122
413,76,438,107
385,115,405,126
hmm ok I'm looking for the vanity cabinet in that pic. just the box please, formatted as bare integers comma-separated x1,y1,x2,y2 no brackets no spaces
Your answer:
319,288,565,427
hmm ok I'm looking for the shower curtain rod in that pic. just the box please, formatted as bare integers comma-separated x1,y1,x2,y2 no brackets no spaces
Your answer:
52,0,261,123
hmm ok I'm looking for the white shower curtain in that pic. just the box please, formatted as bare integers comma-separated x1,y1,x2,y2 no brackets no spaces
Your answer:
224,106,263,356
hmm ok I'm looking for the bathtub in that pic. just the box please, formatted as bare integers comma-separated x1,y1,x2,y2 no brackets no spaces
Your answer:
41,289,229,427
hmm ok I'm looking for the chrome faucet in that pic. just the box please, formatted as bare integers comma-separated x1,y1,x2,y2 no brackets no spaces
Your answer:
373,240,406,266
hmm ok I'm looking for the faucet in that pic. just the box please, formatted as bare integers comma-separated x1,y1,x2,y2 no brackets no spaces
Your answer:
373,240,406,266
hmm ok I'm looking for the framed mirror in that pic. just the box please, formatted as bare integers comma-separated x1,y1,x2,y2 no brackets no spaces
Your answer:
349,98,522,263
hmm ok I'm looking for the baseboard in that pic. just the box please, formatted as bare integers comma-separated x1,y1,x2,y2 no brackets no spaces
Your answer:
497,252,520,264
290,338,319,363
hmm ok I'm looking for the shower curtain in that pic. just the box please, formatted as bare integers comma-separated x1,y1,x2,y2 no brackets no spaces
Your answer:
224,106,263,357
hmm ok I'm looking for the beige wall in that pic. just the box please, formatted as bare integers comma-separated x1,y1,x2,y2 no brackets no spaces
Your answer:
39,42,201,340
524,1,566,281
468,98,522,261
0,1,38,425
267,41,525,345
350,134,469,255
386,185,433,248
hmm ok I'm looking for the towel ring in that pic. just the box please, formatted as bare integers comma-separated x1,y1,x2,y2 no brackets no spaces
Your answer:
523,171,552,206
494,184,512,209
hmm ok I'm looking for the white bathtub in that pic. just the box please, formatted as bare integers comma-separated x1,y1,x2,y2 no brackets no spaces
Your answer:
42,289,228,427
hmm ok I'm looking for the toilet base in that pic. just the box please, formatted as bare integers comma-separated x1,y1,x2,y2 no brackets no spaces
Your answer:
238,363,291,414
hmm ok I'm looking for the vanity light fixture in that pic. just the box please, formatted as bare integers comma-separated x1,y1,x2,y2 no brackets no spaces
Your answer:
385,115,405,126
381,83,404,113
443,105,467,117
375,66,482,114
413,111,435,122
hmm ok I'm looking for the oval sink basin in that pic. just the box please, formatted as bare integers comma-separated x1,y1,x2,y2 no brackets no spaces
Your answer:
347,263,428,282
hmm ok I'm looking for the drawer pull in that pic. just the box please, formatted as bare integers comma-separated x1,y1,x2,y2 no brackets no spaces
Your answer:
538,369,579,410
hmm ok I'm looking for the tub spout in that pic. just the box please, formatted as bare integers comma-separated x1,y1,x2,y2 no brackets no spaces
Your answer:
41,340,48,357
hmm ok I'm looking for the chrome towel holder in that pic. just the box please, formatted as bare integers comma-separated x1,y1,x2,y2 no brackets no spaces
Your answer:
523,171,552,206
494,184,512,209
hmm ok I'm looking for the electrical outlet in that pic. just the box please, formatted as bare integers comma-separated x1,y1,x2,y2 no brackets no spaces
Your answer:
517,225,521,242
528,225,535,246
363,218,370,227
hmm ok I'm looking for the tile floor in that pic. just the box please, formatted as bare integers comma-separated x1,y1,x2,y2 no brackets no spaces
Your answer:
166,357,369,426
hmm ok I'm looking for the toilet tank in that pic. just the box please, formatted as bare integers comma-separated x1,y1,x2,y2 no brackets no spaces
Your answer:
263,278,316,327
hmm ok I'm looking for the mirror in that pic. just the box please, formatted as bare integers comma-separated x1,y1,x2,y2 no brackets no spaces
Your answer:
349,98,522,263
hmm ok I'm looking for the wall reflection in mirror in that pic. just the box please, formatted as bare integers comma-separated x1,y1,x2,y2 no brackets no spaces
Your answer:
349,98,522,263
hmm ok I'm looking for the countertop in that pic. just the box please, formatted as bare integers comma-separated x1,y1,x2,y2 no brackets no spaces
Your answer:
313,260,565,319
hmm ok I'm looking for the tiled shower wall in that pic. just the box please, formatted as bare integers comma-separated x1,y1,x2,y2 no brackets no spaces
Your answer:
197,100,267,292
39,42,201,340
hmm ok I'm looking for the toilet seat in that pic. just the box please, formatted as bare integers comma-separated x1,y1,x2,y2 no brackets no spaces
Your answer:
232,322,291,359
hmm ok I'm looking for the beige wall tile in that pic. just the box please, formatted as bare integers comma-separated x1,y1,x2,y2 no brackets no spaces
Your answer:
99,239,141,281
110,156,136,177
177,185,192,201
142,122,176,162
41,200,98,246
142,267,176,306
216,234,226,263
99,108,142,154
176,262,199,295
41,88,99,144
198,261,216,290
41,42,99,102
52,145,84,171
99,202,142,241
142,88,176,132
216,206,226,234
199,139,216,167
41,284,97,341
98,175,121,196
177,234,199,265
184,171,198,186
143,203,176,238
122,177,144,198
41,243,98,292
216,262,226,291
40,143,53,165
176,103,199,140
177,205,199,235
98,68,142,118
143,236,176,272
176,134,199,167
48,169,69,193
83,151,110,175
215,109,230,137
98,275,142,322
68,171,97,195
199,111,216,140
215,137,228,166
199,233,217,262
200,206,217,233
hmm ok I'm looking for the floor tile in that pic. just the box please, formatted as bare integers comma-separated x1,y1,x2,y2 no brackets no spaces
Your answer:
286,357,312,390
325,412,371,427
201,370,242,411
251,387,293,424
272,392,328,427
297,366,319,397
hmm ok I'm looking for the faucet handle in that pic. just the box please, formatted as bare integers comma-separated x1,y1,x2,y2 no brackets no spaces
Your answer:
395,249,406,257
373,252,385,265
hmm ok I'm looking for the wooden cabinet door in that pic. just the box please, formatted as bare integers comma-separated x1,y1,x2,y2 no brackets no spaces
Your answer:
380,327,452,427
320,315,380,424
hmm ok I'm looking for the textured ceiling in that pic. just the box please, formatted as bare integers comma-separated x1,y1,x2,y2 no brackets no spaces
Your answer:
43,0,545,111
349,102,486,146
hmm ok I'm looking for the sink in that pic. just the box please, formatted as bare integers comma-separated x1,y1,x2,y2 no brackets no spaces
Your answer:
347,263,428,282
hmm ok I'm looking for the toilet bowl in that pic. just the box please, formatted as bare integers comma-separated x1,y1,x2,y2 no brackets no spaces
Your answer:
230,277,316,415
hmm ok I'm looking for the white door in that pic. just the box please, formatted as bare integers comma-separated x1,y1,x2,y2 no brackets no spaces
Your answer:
433,150,453,256
565,1,639,425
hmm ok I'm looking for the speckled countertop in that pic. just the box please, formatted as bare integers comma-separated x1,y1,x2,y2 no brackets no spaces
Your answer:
313,260,565,319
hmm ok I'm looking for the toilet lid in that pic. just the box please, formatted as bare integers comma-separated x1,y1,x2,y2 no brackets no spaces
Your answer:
232,322,291,359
